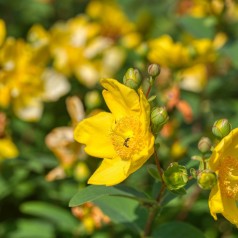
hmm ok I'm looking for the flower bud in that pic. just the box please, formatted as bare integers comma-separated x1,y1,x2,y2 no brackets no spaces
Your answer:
123,68,142,90
198,137,212,153
162,162,188,191
74,162,90,182
197,170,217,190
151,107,169,132
212,118,232,139
85,90,102,110
148,64,161,77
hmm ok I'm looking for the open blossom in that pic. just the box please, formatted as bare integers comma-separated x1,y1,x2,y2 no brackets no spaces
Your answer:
74,78,154,186
208,128,238,226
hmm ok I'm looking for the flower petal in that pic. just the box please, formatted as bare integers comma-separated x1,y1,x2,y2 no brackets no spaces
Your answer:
208,184,223,220
129,133,154,174
221,196,238,226
138,88,151,131
74,112,116,159
101,78,140,119
209,128,238,171
209,183,238,225
88,157,131,186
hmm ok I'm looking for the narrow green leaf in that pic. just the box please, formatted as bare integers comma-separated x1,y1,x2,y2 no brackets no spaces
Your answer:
147,164,161,181
169,187,187,195
20,201,78,230
152,221,206,238
8,219,54,238
69,184,152,207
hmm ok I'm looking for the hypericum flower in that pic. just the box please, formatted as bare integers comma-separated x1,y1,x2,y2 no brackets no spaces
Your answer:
46,96,85,171
208,128,238,226
74,78,154,186
0,19,6,46
0,112,18,161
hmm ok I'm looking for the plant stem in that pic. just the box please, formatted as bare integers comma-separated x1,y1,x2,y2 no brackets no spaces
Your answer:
146,85,152,98
142,150,166,238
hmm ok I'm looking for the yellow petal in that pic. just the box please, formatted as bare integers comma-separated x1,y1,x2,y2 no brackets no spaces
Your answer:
88,157,131,186
209,128,238,171
74,112,116,159
209,179,238,225
0,138,19,159
138,88,151,131
129,133,154,174
0,19,6,46
101,78,140,119
208,184,223,220
221,196,238,226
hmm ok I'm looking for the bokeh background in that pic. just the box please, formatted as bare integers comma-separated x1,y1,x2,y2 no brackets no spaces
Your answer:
1,0,238,237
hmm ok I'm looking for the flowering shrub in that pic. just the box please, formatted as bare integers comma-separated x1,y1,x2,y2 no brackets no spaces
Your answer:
1,0,238,237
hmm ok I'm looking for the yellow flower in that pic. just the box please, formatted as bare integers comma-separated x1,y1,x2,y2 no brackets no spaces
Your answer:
0,19,6,46
148,35,190,69
208,128,238,226
0,137,19,160
74,78,154,186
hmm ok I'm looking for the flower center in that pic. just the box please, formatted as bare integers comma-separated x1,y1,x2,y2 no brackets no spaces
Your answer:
218,156,238,199
110,116,143,160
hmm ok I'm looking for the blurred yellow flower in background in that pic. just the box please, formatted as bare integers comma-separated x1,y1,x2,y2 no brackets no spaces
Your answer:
45,96,87,181
0,19,70,121
0,19,6,46
49,15,125,87
0,112,18,160
208,128,238,226
74,78,154,186
148,35,190,69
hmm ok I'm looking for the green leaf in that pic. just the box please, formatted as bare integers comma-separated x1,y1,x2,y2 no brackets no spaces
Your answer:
8,219,54,238
94,195,148,235
222,42,238,69
169,187,187,195
178,16,215,38
69,185,153,207
20,201,78,230
147,164,161,181
148,95,157,102
152,221,206,238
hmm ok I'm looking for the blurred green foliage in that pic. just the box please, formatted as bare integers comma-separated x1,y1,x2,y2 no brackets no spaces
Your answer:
1,0,238,237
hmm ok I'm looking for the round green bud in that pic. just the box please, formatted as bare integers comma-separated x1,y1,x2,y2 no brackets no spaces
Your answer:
151,107,169,132
148,64,161,77
123,68,142,90
162,162,188,191
212,118,232,139
197,170,217,190
85,90,102,110
198,137,212,153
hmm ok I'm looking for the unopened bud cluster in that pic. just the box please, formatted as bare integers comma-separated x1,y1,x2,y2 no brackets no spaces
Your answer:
123,68,142,90
197,170,217,190
198,137,212,153
151,107,169,133
148,64,161,77
212,118,231,139
162,162,188,191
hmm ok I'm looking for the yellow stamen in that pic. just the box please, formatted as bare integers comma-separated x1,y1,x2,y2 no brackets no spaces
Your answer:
218,156,238,199
110,116,144,160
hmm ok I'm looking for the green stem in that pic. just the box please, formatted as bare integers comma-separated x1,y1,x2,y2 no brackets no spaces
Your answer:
142,149,166,237
146,85,152,98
